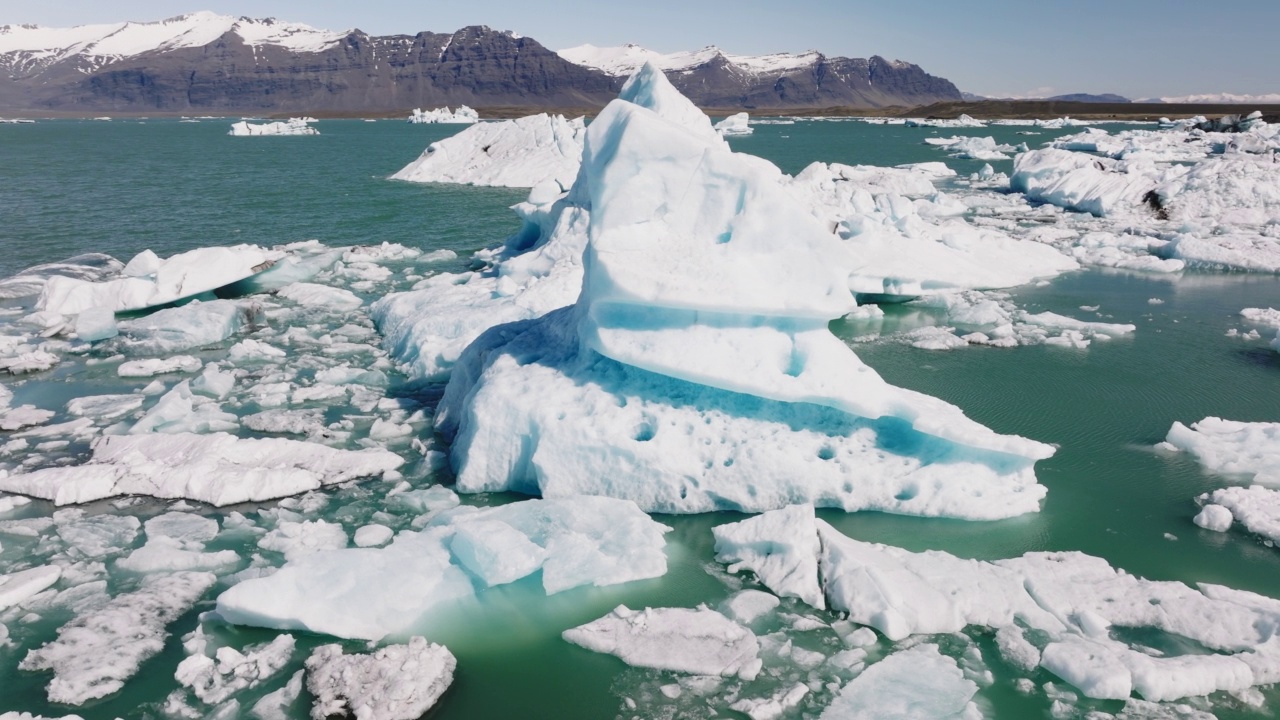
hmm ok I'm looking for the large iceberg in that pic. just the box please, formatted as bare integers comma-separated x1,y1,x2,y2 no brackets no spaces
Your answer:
434,63,1053,518
215,494,670,640
391,113,586,188
0,432,403,506
228,118,318,136
713,505,1280,704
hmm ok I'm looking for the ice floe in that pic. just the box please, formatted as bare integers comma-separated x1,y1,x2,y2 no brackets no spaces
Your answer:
306,636,455,720
715,112,753,136
216,494,669,639
20,571,217,704
1161,417,1280,484
228,118,318,136
391,113,586,188
407,105,479,124
711,505,1280,704
818,643,980,719
0,432,403,506
564,605,762,679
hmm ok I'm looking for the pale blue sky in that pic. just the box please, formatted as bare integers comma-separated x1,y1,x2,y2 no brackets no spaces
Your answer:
3,0,1277,99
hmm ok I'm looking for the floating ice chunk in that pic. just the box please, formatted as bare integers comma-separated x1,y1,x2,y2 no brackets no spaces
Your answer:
0,565,61,610
926,135,1015,160
0,494,31,514
1202,486,1280,543
354,524,393,547
275,283,362,310
217,496,668,640
730,683,808,720
229,119,318,136
175,629,295,705
0,252,123,301
123,249,161,277
715,112,753,136
1241,307,1280,329
20,571,217,705
1020,311,1136,337
0,351,59,375
305,637,455,720
0,405,55,430
448,519,547,587
407,105,479,124
819,644,979,719
192,364,236,399
243,409,326,437
259,520,348,561
721,589,781,625
118,300,245,353
905,114,985,128
118,355,202,377
713,504,823,609
391,114,586,188
54,510,141,558
74,306,117,341
563,605,761,679
1163,417,1280,484
249,669,303,720
228,339,287,362
38,245,284,315
130,380,238,435
117,536,239,573
0,432,403,506
1194,503,1234,532
66,394,144,420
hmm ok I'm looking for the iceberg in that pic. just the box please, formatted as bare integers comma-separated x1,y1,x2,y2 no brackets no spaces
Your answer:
228,118,318,136
563,605,761,679
305,637,455,720
713,506,1280,703
905,114,986,128
175,630,295,705
0,432,403,506
1198,486,1280,543
391,113,586,188
37,245,283,316
215,495,669,640
117,299,247,353
407,105,479,124
714,112,753,136
925,135,1017,161
436,63,1053,518
1011,148,1182,217
19,571,217,705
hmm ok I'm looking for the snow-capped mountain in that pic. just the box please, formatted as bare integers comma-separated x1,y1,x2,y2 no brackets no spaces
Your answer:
557,42,960,109
0,12,345,76
0,12,961,113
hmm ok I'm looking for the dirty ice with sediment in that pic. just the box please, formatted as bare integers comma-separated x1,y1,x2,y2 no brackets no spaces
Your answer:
2,60,1280,720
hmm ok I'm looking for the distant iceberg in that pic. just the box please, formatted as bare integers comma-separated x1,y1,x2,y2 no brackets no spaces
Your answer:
407,105,479,124
433,63,1054,519
714,112,753,136
228,118,318,136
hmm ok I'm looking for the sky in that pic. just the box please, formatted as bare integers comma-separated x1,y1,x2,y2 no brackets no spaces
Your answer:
3,0,1278,99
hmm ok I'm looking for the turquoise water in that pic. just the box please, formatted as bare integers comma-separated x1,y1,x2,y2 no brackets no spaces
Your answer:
1,118,1279,719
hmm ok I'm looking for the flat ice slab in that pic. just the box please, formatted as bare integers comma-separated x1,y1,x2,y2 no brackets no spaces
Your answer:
819,644,980,719
563,605,762,679
0,432,403,506
229,118,318,136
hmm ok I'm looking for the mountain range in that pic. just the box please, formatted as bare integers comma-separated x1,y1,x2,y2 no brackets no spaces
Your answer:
0,11,962,113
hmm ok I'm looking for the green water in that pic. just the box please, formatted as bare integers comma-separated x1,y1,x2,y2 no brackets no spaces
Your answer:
1,118,1279,719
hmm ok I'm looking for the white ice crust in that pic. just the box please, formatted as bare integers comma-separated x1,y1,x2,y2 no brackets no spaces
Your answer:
433,63,1054,518
1163,417,1280,484
713,506,1280,704
818,644,981,719
0,432,403,506
215,495,670,640
305,637,456,720
391,114,585,188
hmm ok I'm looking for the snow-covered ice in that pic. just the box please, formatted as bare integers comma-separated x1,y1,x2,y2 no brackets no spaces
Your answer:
175,629,296,705
1199,486,1280,543
305,637,455,720
714,112,753,136
0,432,403,506
1162,417,1280,484
563,605,762,679
391,114,585,188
